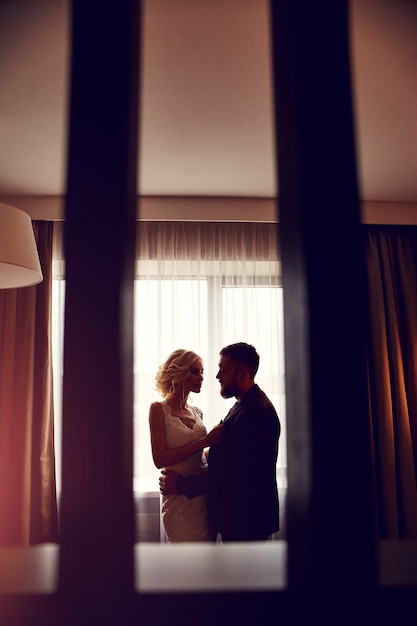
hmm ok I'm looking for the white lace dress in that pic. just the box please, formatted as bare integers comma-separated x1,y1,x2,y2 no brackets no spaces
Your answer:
160,400,215,542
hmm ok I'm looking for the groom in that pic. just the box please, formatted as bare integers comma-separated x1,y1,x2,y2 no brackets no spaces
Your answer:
160,342,280,542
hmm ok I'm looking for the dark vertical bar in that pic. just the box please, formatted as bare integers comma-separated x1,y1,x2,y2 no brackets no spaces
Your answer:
58,1,139,623
270,0,377,592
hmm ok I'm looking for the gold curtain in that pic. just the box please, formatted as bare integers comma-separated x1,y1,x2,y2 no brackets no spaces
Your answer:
365,226,417,539
0,221,58,545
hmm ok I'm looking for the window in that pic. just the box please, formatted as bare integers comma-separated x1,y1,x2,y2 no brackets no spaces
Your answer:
134,277,287,490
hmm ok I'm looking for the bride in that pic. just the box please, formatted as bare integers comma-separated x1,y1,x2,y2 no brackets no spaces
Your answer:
149,349,223,542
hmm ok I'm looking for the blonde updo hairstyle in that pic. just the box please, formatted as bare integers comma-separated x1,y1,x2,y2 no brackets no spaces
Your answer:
155,349,202,401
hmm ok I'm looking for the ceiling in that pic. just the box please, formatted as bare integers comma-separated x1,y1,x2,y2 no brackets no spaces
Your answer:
0,0,416,202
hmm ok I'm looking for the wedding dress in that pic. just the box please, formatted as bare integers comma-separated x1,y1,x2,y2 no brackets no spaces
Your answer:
160,400,215,542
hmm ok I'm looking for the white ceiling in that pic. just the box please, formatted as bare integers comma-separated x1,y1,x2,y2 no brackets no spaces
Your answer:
0,0,416,202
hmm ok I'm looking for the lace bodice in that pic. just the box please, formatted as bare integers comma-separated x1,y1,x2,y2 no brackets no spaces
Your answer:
161,400,208,476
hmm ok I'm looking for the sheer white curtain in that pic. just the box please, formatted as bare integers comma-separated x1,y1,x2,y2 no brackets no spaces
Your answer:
134,221,287,493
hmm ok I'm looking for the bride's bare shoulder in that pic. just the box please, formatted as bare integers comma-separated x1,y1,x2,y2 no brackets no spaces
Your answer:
149,401,165,419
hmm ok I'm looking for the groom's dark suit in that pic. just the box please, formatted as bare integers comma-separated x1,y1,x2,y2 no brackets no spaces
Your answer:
177,384,280,541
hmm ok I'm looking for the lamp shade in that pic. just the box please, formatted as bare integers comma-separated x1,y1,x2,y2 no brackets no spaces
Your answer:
0,203,43,289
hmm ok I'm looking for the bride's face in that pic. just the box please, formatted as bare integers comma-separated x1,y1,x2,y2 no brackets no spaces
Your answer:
184,358,204,395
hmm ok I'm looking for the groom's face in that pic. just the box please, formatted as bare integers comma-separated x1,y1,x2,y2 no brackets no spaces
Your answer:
216,355,239,399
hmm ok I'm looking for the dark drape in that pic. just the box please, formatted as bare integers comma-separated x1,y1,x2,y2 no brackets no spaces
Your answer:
0,221,58,544
365,225,417,539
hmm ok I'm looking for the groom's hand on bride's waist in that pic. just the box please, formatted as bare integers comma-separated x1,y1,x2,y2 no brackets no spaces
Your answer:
159,470,180,495
159,470,208,500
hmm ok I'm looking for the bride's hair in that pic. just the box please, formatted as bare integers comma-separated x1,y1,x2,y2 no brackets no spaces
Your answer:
155,349,202,400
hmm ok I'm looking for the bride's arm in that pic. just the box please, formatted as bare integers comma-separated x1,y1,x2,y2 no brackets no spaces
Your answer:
149,402,222,469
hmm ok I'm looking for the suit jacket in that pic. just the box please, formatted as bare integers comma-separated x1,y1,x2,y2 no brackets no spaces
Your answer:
207,384,280,540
